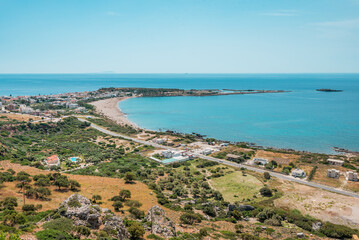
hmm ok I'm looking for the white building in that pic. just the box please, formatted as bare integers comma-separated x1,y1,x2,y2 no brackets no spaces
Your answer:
161,150,182,158
67,103,79,109
153,138,166,144
327,169,340,178
253,158,268,165
202,149,212,155
346,171,358,181
19,105,34,114
291,169,306,178
327,158,344,166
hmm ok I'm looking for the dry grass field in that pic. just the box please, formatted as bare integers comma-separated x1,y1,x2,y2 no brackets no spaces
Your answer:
209,170,264,202
254,150,299,165
275,179,359,229
0,113,41,122
0,161,180,222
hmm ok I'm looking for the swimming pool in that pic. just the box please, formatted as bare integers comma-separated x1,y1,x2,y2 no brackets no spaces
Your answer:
70,157,78,162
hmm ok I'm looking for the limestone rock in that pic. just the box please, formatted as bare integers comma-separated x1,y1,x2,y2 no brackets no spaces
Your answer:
55,194,129,240
104,215,130,240
145,205,176,238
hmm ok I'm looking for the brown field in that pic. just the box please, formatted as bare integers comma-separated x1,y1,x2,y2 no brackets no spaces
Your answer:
254,150,299,164
310,164,344,188
344,181,359,193
275,179,359,229
0,161,180,222
0,113,41,121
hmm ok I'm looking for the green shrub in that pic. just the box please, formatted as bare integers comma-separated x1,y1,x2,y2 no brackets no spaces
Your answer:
180,212,203,225
125,200,142,208
42,218,74,232
35,229,76,240
320,222,357,239
128,222,145,239
67,196,81,208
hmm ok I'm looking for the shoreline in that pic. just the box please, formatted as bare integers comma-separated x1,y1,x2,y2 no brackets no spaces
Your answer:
90,97,358,156
90,97,140,129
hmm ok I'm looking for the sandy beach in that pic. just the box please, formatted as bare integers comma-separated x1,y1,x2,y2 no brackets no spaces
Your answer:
90,97,139,129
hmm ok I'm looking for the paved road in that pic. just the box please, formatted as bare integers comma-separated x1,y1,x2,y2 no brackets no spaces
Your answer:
78,117,359,199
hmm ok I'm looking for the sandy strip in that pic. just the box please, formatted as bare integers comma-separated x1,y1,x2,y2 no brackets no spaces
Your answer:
90,97,139,129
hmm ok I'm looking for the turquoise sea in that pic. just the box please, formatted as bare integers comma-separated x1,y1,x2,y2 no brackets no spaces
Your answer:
0,74,358,153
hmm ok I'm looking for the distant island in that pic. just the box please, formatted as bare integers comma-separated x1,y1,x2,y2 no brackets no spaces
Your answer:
316,88,343,92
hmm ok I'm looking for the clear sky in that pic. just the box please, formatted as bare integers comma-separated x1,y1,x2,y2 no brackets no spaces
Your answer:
0,0,358,73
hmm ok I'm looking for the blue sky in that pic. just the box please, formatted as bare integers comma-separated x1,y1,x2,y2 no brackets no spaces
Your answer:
0,0,358,73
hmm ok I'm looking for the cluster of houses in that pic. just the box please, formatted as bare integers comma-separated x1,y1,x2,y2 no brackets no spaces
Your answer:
327,169,358,181
325,158,358,181
0,89,135,117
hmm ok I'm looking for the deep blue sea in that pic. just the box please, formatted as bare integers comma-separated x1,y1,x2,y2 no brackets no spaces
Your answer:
1,74,358,154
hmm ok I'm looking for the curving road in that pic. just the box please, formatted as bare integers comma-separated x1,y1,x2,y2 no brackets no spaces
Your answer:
77,117,359,199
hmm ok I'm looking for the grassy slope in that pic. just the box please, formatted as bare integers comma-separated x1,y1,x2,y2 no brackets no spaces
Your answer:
210,170,264,202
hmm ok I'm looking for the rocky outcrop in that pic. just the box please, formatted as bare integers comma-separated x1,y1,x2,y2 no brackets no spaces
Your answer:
56,194,129,240
145,205,176,238
103,215,129,240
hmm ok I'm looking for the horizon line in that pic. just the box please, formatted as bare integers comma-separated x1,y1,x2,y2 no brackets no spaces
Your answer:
0,72,359,75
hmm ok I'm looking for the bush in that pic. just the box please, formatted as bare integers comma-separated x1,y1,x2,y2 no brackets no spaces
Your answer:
203,205,216,217
36,229,76,240
1,197,18,210
75,226,91,237
128,222,145,239
259,187,272,197
112,201,124,211
263,172,271,180
128,207,145,219
119,189,131,201
125,200,142,208
67,196,81,208
42,218,74,232
147,233,164,240
22,204,36,212
124,172,136,183
320,222,357,239
180,212,203,225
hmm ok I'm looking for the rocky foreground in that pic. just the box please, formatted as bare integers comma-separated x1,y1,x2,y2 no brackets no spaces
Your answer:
43,194,176,239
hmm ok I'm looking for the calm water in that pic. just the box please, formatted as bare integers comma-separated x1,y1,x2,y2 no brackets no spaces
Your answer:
1,74,358,153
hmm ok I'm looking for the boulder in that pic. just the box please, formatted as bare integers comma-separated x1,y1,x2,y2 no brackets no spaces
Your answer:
104,215,130,240
312,221,322,231
145,205,176,238
56,194,129,239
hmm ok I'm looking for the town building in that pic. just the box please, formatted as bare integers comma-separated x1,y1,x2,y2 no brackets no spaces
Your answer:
346,171,358,181
202,149,212,155
252,158,268,165
45,155,60,168
67,103,79,109
327,169,340,178
327,158,344,166
19,105,34,114
6,103,18,111
161,150,182,158
291,169,306,178
153,138,166,144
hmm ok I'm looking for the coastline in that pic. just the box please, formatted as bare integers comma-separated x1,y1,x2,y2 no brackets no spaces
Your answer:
90,96,358,156
90,97,139,129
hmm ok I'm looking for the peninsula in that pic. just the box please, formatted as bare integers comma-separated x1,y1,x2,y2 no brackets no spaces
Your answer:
316,88,343,92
